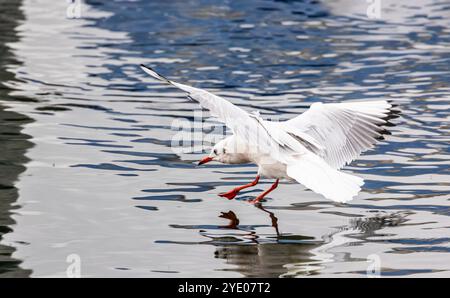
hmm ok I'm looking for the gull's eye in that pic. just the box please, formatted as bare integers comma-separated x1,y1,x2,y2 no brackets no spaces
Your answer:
213,149,217,155
223,148,226,154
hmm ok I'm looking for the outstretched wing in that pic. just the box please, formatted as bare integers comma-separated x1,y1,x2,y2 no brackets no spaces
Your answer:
285,101,399,169
140,65,307,162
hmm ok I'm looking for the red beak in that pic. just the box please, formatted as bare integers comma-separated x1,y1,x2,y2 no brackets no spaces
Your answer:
198,156,213,166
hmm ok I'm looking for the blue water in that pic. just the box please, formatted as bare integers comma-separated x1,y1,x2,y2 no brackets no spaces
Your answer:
0,0,449,277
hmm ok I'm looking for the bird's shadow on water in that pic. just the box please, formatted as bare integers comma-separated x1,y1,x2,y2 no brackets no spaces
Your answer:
156,202,413,277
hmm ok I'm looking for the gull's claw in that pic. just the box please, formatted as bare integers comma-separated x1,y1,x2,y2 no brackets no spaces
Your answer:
218,176,260,201
218,191,238,200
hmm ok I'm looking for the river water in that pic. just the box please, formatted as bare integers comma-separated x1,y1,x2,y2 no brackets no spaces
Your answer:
0,0,449,277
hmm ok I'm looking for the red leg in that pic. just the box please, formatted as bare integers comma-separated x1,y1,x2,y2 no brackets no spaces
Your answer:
219,175,260,200
250,179,279,204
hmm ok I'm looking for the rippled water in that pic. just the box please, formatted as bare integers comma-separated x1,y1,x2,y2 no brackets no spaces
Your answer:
0,0,449,277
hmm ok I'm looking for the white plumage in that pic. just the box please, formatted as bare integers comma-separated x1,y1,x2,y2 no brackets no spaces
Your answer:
140,64,398,203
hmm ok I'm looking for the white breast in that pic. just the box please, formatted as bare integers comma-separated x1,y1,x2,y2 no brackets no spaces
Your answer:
248,153,291,180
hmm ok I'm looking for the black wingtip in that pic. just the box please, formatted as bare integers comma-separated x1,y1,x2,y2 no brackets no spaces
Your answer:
139,64,172,83
383,113,400,121
388,100,398,108
380,128,392,135
140,64,151,71
140,63,159,74
382,101,401,122
387,101,401,114
374,101,401,141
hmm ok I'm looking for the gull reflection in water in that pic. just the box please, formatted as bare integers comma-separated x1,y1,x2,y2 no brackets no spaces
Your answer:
162,203,410,277
212,205,410,277
213,204,321,277
218,204,279,237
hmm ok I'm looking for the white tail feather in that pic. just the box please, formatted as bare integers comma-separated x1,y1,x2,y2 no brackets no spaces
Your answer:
287,152,364,203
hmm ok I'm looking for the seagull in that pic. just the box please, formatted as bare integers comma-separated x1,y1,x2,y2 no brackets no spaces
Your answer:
140,64,399,204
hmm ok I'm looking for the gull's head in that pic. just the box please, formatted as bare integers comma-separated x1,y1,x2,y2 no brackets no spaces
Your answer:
198,138,249,166
198,139,228,166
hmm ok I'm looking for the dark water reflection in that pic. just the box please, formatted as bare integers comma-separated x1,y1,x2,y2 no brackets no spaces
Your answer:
0,0,449,277
0,0,33,277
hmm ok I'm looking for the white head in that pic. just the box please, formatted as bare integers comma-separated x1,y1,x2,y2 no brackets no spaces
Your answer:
198,137,250,165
